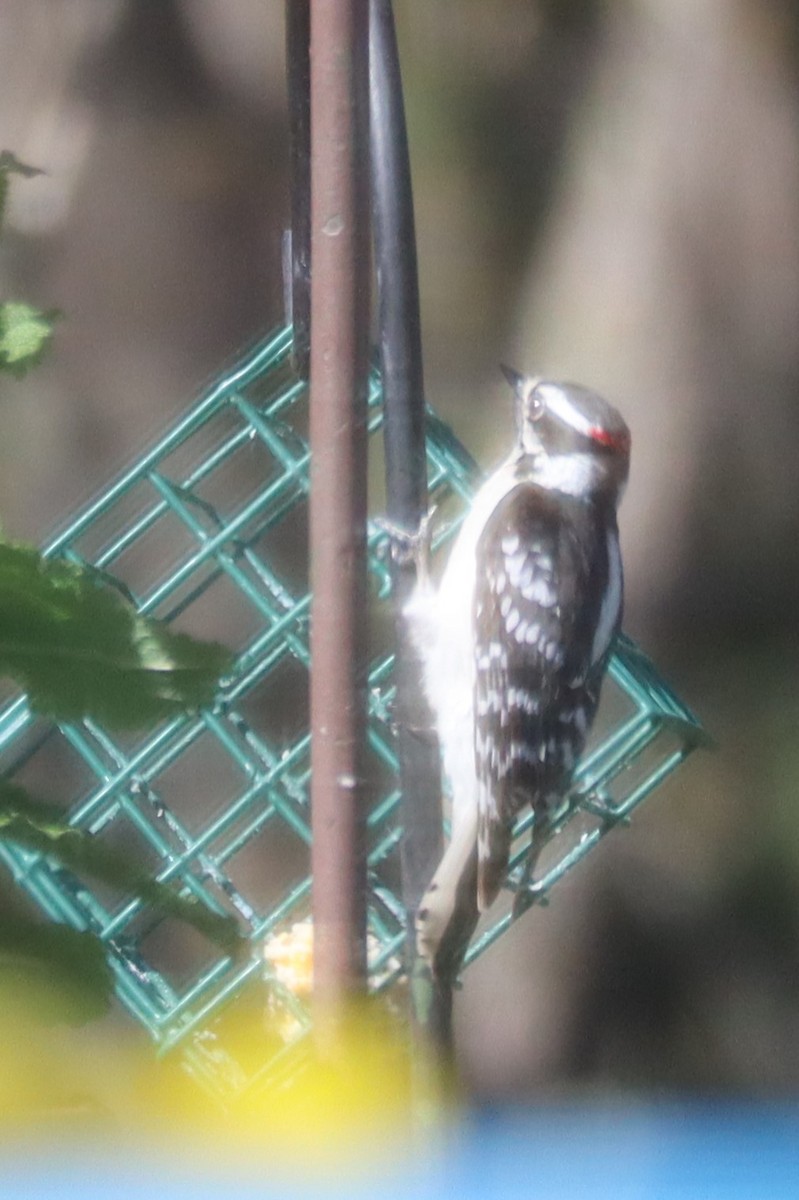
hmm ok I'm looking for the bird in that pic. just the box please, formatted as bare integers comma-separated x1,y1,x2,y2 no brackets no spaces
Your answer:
404,366,631,1003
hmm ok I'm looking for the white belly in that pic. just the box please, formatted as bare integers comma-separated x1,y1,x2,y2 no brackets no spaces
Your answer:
404,463,518,825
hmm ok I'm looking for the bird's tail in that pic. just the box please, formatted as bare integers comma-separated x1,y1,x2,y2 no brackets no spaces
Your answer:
476,817,514,913
415,808,481,1025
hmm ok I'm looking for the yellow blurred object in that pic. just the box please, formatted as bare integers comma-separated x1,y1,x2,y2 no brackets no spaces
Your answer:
0,996,118,1136
0,979,448,1178
130,997,432,1177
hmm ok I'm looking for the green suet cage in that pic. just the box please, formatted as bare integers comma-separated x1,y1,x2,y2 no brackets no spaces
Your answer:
0,325,705,1097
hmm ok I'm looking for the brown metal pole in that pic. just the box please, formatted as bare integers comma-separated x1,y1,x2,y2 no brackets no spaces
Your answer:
309,0,371,1014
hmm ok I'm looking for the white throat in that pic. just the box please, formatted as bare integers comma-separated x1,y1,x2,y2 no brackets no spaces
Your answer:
528,451,607,498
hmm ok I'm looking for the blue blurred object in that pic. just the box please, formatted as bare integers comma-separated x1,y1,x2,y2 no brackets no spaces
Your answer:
4,1105,798,1199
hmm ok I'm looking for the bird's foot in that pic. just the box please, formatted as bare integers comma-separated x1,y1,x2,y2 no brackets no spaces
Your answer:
577,787,629,825
510,847,547,919
376,508,436,575
511,880,548,920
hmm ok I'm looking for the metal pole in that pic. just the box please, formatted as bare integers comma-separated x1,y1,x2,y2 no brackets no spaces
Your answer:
309,0,371,1012
285,0,311,379
369,0,444,1019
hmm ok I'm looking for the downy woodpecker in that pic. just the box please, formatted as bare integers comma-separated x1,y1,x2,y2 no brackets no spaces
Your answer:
407,368,630,989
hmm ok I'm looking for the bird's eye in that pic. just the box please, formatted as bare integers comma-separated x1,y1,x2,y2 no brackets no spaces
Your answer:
527,389,545,421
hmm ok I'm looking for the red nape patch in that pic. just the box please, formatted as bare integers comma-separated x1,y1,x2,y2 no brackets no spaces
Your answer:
588,425,630,452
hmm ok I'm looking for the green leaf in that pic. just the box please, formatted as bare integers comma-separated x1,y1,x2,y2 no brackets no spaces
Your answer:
0,151,44,179
0,540,233,727
0,302,57,377
0,151,44,233
0,914,113,1025
0,783,243,956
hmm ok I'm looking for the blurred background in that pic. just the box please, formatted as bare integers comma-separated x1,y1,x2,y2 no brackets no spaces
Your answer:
1,0,799,1102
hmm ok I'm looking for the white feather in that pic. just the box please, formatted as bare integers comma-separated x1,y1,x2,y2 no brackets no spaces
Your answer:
404,462,519,829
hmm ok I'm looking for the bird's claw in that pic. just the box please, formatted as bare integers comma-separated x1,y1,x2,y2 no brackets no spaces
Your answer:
511,881,547,920
375,508,436,573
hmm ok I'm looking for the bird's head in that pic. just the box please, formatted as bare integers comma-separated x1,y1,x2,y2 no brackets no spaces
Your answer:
501,365,631,499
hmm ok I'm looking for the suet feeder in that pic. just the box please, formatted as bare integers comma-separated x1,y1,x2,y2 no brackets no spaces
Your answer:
0,325,704,1096
0,2,704,1097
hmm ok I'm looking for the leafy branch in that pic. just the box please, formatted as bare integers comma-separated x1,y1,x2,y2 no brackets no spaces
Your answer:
0,541,232,727
0,783,240,956
0,914,113,1026
0,152,56,377
0,155,244,1023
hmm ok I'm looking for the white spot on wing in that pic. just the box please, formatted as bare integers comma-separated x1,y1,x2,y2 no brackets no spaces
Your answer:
508,686,539,715
506,552,526,588
528,576,556,607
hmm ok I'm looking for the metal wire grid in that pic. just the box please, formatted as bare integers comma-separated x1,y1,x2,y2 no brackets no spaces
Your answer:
0,325,704,1094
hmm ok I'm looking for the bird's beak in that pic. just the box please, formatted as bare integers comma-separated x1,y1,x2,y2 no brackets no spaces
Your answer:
500,363,526,396
501,364,545,455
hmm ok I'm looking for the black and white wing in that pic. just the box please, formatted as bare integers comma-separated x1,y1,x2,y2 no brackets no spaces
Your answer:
473,483,622,910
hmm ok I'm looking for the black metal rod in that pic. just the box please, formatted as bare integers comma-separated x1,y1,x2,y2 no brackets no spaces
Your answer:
286,0,311,379
309,0,371,1015
369,0,444,963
